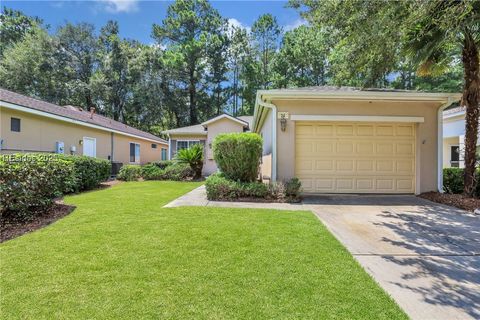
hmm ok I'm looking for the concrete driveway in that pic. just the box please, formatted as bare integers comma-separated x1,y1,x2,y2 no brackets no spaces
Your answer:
306,195,480,320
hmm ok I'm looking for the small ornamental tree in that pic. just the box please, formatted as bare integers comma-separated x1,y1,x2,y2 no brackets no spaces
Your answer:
213,133,263,182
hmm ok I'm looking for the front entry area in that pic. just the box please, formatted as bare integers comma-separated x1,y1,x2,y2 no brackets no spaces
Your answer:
295,122,416,193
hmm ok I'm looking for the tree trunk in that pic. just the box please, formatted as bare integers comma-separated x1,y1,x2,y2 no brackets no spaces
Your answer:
462,31,480,196
188,67,197,125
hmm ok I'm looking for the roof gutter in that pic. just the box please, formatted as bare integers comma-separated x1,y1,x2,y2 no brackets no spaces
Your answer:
255,94,277,182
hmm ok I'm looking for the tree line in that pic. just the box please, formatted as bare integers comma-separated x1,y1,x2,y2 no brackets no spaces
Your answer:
0,0,467,136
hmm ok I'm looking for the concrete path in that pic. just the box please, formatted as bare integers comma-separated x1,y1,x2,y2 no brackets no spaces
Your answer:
165,187,480,320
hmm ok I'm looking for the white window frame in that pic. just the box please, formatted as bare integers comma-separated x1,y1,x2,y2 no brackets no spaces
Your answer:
176,140,200,154
129,142,141,164
82,137,96,157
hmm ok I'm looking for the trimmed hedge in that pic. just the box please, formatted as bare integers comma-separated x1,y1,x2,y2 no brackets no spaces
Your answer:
443,167,480,196
57,155,111,192
117,165,143,181
0,153,111,221
213,133,262,182
120,162,194,181
205,173,301,202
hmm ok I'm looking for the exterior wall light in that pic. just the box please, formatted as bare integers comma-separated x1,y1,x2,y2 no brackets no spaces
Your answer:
278,112,289,132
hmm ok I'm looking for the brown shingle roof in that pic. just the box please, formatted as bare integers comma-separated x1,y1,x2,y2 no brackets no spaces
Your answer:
0,88,167,144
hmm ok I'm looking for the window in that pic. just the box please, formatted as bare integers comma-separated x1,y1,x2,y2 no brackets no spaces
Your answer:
161,148,167,161
177,140,199,152
11,118,20,132
130,143,140,163
451,146,460,167
151,143,157,149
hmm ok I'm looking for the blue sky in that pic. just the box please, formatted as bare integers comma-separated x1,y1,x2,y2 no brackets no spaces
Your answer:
3,1,306,44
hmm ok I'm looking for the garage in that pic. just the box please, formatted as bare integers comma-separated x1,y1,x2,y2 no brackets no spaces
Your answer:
295,122,416,193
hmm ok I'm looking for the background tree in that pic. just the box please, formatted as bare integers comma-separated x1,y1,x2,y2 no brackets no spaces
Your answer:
56,22,98,110
152,0,227,125
0,7,42,57
251,14,282,89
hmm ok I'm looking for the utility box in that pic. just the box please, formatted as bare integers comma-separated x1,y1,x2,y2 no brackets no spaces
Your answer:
55,141,65,154
111,162,123,176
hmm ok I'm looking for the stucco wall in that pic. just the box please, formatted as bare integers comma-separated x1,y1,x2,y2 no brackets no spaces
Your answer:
259,109,273,180
269,99,443,193
113,134,166,165
0,106,167,164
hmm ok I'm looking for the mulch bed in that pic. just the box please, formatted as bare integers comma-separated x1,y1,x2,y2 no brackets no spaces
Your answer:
418,192,480,213
1,202,76,243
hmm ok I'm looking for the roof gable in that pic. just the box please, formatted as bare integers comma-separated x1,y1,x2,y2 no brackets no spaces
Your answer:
201,114,248,127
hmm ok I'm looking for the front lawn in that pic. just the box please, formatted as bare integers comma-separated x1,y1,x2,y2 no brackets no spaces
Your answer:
0,181,407,319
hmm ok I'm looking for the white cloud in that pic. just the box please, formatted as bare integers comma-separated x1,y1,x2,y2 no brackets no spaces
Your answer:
102,0,139,13
227,18,251,34
284,18,308,32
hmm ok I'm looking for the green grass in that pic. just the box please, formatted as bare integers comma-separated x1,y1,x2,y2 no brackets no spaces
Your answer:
1,181,407,319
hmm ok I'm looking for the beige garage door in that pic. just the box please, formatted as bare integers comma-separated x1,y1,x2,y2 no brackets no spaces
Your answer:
295,122,416,193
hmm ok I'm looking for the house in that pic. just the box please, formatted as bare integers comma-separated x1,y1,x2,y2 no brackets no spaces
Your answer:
443,106,467,168
252,86,461,194
0,88,168,165
163,114,252,175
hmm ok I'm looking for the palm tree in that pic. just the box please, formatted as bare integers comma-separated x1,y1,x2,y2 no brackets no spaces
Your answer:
406,0,479,195
175,144,204,179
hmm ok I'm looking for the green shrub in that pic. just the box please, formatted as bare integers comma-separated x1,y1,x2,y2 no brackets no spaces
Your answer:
443,168,464,194
285,177,302,198
141,163,164,180
0,154,76,220
162,163,194,181
56,155,111,191
205,173,268,200
175,144,203,179
443,167,480,196
152,160,174,170
213,133,262,182
118,165,142,181
140,163,193,181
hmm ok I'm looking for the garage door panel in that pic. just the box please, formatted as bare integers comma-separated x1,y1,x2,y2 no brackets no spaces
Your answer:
295,122,415,194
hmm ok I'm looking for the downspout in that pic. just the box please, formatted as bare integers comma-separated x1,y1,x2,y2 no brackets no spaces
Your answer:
110,132,114,162
256,95,278,182
168,134,171,160
437,97,456,192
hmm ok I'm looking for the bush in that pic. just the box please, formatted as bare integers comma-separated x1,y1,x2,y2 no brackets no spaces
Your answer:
118,165,142,181
285,177,302,198
213,133,262,182
205,174,302,202
0,154,76,221
162,163,194,181
140,163,194,181
152,160,174,170
443,167,480,196
443,168,464,194
56,155,111,191
175,144,203,179
205,173,268,200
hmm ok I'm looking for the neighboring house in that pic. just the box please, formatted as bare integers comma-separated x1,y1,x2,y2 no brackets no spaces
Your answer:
252,86,460,194
0,88,168,165
163,114,252,175
442,106,467,168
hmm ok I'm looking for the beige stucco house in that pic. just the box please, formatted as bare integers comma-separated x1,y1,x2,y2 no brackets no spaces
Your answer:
252,86,461,194
0,88,168,165
163,114,252,175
